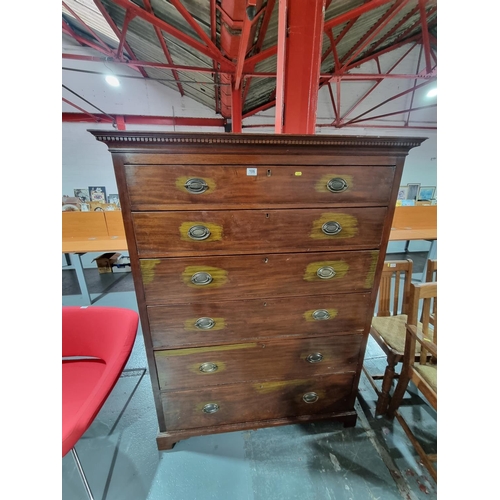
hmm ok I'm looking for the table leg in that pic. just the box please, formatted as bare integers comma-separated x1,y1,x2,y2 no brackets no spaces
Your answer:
420,240,437,283
69,253,92,305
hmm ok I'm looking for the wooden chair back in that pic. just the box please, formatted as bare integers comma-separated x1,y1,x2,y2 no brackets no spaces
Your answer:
424,259,437,326
375,260,413,318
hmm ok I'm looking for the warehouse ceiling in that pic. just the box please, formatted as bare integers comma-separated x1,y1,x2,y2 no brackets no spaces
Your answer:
62,0,437,131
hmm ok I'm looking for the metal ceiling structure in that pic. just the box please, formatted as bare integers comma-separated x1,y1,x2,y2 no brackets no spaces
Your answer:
62,0,437,133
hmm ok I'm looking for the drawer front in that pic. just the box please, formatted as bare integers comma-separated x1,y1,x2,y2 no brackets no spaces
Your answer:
124,165,395,210
154,335,362,390
161,373,355,431
140,250,379,304
132,207,387,257
148,293,372,349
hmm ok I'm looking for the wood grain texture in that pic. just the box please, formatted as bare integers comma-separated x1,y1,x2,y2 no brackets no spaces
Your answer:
90,131,425,448
132,207,386,257
147,293,372,349
161,372,355,431
154,335,362,390
123,165,395,210
140,250,379,304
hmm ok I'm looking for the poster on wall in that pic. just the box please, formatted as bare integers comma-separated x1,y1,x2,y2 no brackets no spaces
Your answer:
89,186,107,202
107,194,120,208
406,183,420,201
74,188,90,202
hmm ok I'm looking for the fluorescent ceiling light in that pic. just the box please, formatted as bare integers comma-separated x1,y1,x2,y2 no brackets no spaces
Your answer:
105,75,120,87
427,88,437,97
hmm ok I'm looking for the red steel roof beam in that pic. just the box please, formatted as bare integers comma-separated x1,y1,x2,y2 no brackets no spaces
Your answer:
274,0,287,133
109,0,234,70
231,84,243,132
323,0,395,30
169,0,224,57
242,0,276,104
347,103,436,125
338,0,410,74
62,53,231,75
210,0,220,113
340,42,417,123
143,0,184,96
63,1,113,54
62,112,226,127
405,44,423,126
93,0,148,77
115,9,135,60
321,17,359,64
62,20,115,57
62,98,106,122
282,0,325,134
418,0,432,74
343,78,435,126
234,0,256,90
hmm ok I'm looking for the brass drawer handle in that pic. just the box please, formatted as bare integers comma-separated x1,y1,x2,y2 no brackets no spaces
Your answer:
191,272,213,285
327,177,348,193
322,221,342,236
195,317,216,330
306,353,323,363
303,392,319,403
312,309,330,320
184,178,208,194
199,362,218,373
202,403,220,414
316,266,336,279
188,225,211,241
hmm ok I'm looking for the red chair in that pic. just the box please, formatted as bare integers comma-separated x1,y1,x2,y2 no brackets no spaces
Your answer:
62,306,139,499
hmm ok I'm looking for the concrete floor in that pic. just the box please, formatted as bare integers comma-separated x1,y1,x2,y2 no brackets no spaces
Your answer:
62,252,437,500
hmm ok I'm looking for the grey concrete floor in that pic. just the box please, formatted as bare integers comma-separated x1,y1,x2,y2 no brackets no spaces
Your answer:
62,253,437,500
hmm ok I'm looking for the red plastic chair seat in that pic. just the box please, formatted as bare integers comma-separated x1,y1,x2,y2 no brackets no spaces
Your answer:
62,306,139,457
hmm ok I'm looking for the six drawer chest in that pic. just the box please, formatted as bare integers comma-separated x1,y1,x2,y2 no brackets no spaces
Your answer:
91,131,425,450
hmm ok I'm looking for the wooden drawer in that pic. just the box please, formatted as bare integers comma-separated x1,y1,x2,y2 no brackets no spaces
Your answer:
148,293,372,349
123,165,395,210
154,335,362,390
140,250,379,304
161,372,355,431
132,207,387,257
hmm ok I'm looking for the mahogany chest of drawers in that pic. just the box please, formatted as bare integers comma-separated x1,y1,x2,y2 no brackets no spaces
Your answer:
91,131,425,450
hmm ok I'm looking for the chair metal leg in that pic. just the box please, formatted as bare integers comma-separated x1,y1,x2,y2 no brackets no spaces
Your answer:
71,447,94,500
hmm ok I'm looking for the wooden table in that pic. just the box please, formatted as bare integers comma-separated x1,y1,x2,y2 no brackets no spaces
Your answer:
389,205,437,280
62,211,128,304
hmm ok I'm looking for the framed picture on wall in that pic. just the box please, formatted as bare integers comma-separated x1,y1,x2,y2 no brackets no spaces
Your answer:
397,186,409,200
74,188,90,202
418,186,436,201
406,183,420,201
89,186,107,202
107,194,120,208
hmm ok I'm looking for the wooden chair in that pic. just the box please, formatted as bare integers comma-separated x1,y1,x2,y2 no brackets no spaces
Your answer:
363,259,415,415
387,281,437,482
425,259,437,326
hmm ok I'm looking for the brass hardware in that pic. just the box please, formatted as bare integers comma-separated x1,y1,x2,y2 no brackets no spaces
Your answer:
303,392,319,403
184,178,208,194
317,266,336,279
306,353,323,363
327,177,348,193
312,309,330,320
321,221,342,236
195,317,216,330
188,225,211,241
199,362,218,373
191,272,213,285
202,403,220,413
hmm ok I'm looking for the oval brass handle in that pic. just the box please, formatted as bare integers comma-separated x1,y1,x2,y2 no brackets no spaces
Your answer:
303,392,319,403
191,272,213,285
312,309,330,321
202,403,220,414
322,221,342,236
188,225,211,241
199,362,218,373
306,353,323,363
195,317,216,330
317,266,336,279
327,177,348,193
184,178,208,194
